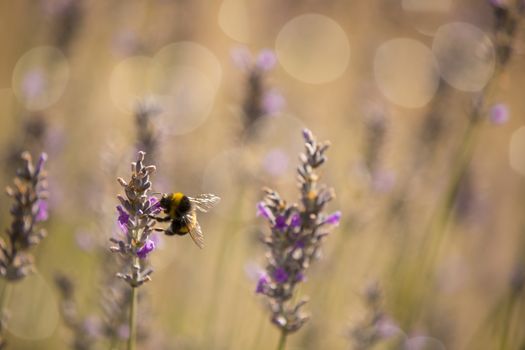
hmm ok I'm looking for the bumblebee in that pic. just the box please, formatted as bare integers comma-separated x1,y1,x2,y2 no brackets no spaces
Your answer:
152,192,220,248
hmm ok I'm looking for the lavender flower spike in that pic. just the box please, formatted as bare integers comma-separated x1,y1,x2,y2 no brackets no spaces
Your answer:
255,129,340,340
0,152,49,281
110,151,157,288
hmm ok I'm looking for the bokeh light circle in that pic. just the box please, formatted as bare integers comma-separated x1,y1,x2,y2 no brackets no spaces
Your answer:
509,126,525,176
152,42,222,89
12,46,70,110
374,38,439,108
275,14,350,84
151,66,216,135
218,0,251,43
109,56,153,113
7,272,59,339
432,22,495,92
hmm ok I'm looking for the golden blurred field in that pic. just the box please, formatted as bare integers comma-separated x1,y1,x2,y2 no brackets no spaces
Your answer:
0,0,525,349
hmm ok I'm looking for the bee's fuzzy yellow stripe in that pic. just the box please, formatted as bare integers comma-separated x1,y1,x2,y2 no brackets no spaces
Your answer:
169,192,184,217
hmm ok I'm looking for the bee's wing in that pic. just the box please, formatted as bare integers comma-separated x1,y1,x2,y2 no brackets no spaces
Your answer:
189,194,221,213
184,212,205,249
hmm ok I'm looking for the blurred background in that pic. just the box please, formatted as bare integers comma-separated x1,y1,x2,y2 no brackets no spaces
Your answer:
0,0,524,349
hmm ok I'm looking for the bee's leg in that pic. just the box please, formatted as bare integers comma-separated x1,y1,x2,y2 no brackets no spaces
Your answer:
149,215,171,222
155,227,177,236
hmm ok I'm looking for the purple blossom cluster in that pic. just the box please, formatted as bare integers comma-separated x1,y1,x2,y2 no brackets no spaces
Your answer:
349,282,401,350
488,0,522,67
231,47,285,135
0,152,49,281
110,151,160,287
256,129,340,334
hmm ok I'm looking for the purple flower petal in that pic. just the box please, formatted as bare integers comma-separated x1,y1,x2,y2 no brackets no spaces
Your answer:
294,239,305,249
290,213,302,228
274,267,288,284
256,274,269,294
35,200,48,222
35,153,48,175
137,238,155,259
256,202,272,220
117,205,130,233
323,211,342,226
295,272,305,282
489,103,509,125
274,215,287,231
256,49,277,71
149,197,161,214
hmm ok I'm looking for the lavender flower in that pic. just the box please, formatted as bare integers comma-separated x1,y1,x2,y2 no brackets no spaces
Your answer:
54,273,100,350
255,129,339,339
348,282,402,350
0,152,49,281
488,0,520,67
134,101,161,165
231,46,284,136
110,151,157,287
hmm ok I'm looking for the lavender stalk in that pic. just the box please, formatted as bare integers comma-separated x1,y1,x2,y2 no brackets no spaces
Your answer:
109,151,159,350
0,151,49,347
256,129,340,349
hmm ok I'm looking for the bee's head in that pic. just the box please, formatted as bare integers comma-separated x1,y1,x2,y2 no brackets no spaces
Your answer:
160,194,170,209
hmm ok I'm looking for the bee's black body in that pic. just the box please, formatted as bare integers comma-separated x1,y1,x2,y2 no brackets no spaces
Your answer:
152,192,219,248
157,192,193,236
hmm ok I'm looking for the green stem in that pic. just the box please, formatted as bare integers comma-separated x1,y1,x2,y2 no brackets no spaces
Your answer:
127,285,137,350
500,294,516,350
276,330,287,350
0,283,12,343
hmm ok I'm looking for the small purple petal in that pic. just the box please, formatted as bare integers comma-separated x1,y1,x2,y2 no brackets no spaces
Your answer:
35,153,48,175
256,274,269,293
149,197,161,214
290,213,302,228
137,239,155,259
274,215,287,230
262,90,285,116
294,239,305,249
489,103,509,125
295,272,305,282
117,205,130,233
35,200,49,222
256,202,272,220
274,267,288,284
302,129,313,142
256,49,277,71
323,211,342,226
